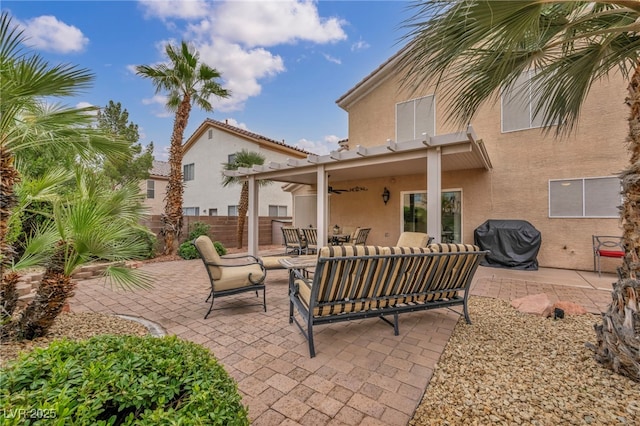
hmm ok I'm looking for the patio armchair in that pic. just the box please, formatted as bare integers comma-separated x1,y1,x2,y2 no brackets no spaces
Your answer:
301,228,318,254
592,235,624,276
193,235,266,319
281,226,306,255
396,232,432,247
350,227,371,246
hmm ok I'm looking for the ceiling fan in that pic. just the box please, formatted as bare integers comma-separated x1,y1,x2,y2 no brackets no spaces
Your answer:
328,186,348,194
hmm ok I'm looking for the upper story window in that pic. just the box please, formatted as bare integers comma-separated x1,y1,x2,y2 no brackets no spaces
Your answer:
228,205,239,216
549,176,621,218
396,95,435,143
228,153,237,164
208,129,213,139
502,70,555,133
209,208,218,216
183,207,200,216
146,180,154,199
183,163,195,181
269,205,288,217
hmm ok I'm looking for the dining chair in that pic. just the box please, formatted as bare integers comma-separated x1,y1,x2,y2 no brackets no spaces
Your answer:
301,228,318,254
592,235,624,276
281,226,306,255
351,228,371,246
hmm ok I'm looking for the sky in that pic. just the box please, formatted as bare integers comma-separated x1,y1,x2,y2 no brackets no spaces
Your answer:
4,0,416,160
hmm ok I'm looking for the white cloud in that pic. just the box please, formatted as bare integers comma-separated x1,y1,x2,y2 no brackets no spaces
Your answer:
136,1,349,119
293,135,341,155
222,118,249,131
138,0,210,20
323,53,341,65
197,40,285,112
351,39,370,52
209,0,347,47
17,15,88,53
141,94,173,118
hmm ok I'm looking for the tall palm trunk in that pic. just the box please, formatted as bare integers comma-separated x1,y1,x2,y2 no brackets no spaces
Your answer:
589,62,640,382
0,147,21,323
162,96,192,255
236,181,249,249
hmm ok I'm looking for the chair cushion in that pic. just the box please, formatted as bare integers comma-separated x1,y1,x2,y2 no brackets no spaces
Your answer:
396,232,430,247
598,250,624,258
194,236,223,280
216,264,266,291
260,256,290,269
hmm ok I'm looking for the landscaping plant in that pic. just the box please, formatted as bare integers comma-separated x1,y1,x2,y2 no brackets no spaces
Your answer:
136,42,230,256
0,335,249,425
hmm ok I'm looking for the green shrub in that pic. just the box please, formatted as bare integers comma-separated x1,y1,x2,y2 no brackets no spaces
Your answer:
187,221,211,241
214,241,227,256
178,241,199,260
178,240,227,260
0,335,249,425
131,226,157,259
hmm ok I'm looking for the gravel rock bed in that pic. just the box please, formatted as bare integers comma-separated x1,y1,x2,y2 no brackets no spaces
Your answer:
0,312,149,366
410,297,639,425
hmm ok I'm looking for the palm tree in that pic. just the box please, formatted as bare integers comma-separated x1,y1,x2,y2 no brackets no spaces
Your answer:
222,150,269,249
1,12,129,324
136,42,230,255
2,171,153,341
400,1,640,382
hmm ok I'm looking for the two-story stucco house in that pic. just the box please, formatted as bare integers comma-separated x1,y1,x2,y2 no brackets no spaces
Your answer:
227,47,628,273
182,119,310,218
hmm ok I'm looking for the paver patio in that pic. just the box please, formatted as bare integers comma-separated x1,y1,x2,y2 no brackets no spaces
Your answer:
69,255,614,425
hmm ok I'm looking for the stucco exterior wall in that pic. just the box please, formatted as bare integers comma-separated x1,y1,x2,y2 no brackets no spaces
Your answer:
140,177,168,216
337,69,628,272
182,126,301,217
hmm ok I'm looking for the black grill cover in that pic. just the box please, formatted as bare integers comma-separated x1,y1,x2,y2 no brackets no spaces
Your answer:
473,220,541,270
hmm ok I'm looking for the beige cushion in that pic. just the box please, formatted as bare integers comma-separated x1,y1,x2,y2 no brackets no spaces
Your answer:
194,235,223,280
260,256,290,270
396,232,430,247
216,264,266,291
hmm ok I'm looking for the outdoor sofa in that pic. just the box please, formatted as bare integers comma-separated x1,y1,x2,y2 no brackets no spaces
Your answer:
288,243,489,357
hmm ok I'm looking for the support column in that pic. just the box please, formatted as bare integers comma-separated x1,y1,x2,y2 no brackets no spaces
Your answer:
317,165,327,248
427,146,442,243
247,176,259,257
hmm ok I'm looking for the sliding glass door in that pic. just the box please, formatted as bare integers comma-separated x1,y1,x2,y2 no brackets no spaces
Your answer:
402,190,462,243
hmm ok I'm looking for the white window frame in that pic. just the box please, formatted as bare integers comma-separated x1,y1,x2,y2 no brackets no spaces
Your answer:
183,163,195,181
395,95,436,143
183,207,200,216
548,176,621,218
209,208,218,216
399,188,463,243
146,180,154,199
501,70,557,133
228,205,239,216
269,205,288,217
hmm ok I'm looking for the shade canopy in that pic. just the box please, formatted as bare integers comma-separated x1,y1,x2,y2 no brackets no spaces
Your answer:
224,126,492,255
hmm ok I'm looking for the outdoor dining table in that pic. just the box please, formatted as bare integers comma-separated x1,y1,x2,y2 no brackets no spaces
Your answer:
329,234,351,245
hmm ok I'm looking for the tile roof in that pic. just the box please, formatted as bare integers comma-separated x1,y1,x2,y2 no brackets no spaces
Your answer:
202,118,314,155
150,160,170,177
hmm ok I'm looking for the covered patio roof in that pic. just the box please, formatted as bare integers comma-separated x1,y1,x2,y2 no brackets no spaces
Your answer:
224,126,492,255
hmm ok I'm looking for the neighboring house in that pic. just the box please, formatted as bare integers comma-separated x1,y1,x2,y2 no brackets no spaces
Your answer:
228,47,627,272
141,160,169,216
182,119,310,218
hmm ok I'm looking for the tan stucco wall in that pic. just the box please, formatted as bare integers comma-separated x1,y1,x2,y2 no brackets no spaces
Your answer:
140,177,168,216
337,70,628,272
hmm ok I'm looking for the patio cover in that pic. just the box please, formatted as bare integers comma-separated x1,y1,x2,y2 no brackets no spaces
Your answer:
224,126,492,256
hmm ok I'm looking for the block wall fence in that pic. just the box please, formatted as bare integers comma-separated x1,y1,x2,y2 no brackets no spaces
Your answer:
141,215,293,250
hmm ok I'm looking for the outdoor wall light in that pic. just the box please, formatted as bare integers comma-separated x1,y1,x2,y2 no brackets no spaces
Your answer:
382,187,390,205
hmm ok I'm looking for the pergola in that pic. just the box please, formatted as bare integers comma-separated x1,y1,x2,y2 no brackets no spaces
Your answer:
223,125,492,256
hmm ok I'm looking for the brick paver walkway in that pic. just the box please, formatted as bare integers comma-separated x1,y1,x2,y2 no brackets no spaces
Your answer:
69,258,613,425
